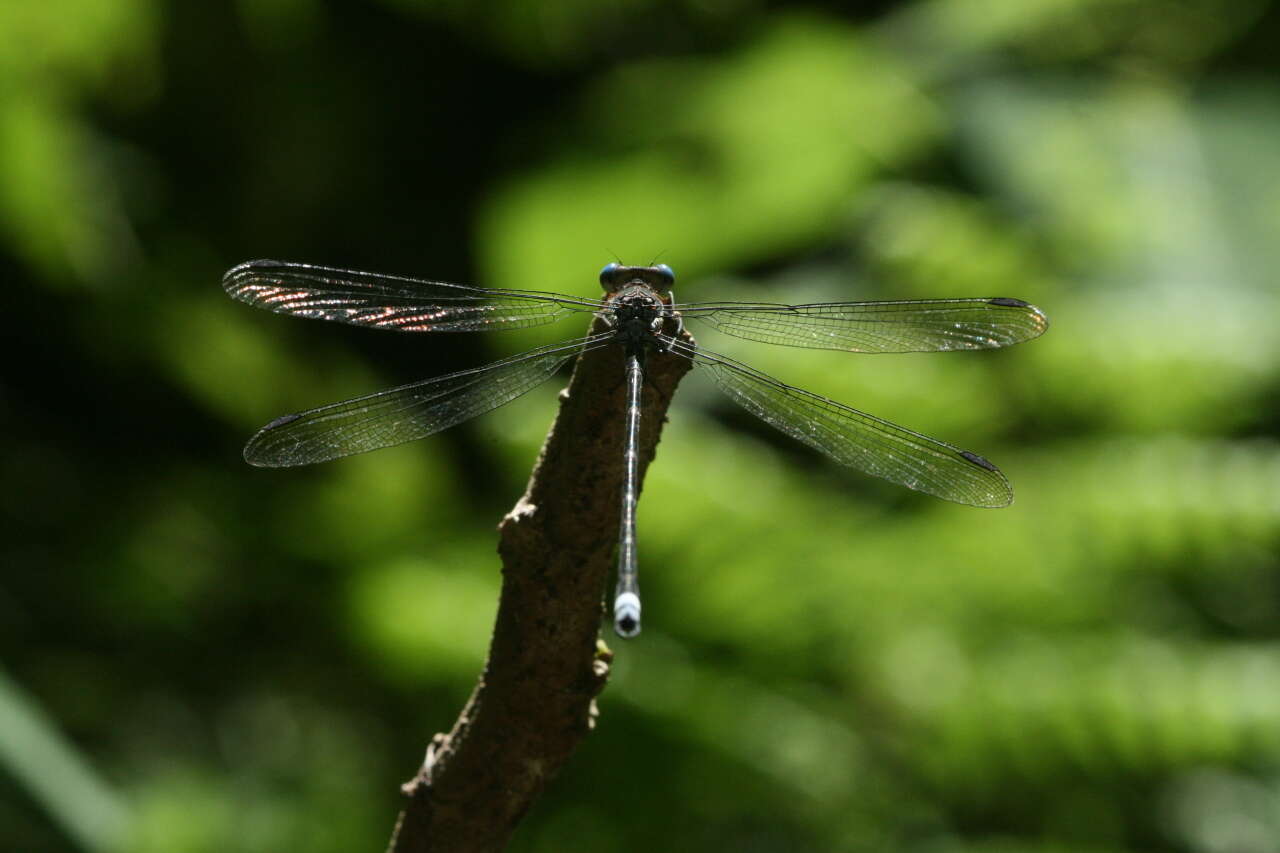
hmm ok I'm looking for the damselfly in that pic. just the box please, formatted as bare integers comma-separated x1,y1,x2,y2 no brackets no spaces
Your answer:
224,260,1048,637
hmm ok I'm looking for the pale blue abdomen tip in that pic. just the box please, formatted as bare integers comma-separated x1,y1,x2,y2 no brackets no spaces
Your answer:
614,592,641,638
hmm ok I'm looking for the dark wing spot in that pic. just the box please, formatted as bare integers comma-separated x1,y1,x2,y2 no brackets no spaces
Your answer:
988,297,1030,307
958,450,999,472
263,412,303,430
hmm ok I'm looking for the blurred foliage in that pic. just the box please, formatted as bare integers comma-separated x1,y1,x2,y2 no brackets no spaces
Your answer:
3,0,1280,851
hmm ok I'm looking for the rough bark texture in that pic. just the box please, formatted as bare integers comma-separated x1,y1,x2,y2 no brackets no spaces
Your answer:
385,315,692,853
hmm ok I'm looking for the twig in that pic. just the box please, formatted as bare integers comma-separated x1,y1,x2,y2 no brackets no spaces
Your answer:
386,318,692,853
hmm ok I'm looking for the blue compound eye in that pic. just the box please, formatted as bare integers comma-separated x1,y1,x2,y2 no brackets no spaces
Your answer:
599,262,621,286
653,263,675,285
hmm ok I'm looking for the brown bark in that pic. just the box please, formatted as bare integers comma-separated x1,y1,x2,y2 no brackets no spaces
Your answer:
386,316,692,853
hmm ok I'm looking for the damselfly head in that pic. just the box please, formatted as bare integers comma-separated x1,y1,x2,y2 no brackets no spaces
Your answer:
599,263,677,292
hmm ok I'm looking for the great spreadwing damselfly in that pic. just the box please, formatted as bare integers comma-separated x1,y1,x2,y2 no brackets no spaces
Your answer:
224,260,1048,637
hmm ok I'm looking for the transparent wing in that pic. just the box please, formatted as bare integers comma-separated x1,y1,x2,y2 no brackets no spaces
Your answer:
244,334,612,467
677,297,1048,353
665,337,1012,507
224,259,605,332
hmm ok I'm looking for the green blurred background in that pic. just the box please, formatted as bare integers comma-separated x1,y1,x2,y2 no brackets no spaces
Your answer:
5,1,1280,851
